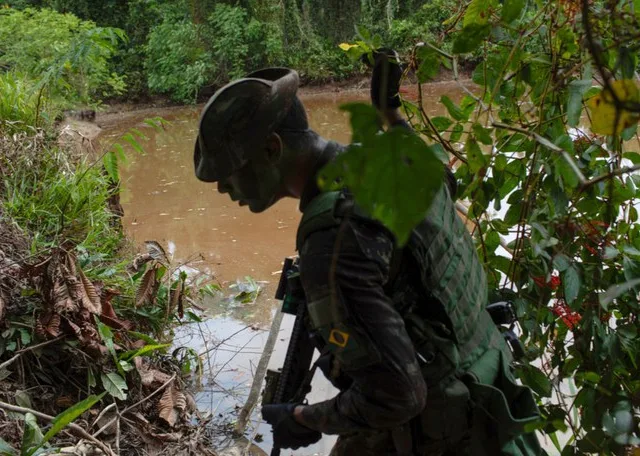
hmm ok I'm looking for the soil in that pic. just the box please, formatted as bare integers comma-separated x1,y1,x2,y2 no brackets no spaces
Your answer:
94,69,473,132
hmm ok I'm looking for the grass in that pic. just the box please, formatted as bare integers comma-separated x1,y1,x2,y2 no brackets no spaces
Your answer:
2,144,123,256
0,72,59,135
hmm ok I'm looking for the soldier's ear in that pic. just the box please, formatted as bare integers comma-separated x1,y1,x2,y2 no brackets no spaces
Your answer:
265,132,283,164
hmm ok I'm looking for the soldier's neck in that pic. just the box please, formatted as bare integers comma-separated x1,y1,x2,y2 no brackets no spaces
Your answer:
296,138,344,212
282,133,330,200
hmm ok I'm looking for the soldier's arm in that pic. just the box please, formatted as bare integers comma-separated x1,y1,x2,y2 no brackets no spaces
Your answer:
295,219,426,434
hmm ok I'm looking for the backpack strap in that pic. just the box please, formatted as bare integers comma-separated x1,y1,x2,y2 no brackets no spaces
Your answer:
296,191,344,251
296,191,404,286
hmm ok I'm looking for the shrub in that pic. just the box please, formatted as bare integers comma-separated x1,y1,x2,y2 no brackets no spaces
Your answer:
145,18,213,103
0,7,126,105
387,0,458,53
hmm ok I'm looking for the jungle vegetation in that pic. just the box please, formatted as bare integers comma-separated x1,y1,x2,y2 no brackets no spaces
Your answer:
1,0,459,104
1,0,640,455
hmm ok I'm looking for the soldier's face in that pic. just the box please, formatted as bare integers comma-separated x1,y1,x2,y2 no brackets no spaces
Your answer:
216,136,284,213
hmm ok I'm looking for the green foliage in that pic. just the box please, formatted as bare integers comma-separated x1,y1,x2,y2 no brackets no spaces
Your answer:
386,0,458,54
206,4,250,81
337,1,640,452
6,0,461,101
145,18,212,103
319,103,444,244
0,438,17,456
0,7,126,105
20,414,43,456
100,371,128,400
32,394,105,455
0,73,48,135
2,146,123,254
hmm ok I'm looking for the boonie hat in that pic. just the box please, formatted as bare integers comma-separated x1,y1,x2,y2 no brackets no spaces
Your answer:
194,68,300,182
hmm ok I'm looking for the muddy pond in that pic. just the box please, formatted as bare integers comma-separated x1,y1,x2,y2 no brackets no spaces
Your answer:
102,82,467,455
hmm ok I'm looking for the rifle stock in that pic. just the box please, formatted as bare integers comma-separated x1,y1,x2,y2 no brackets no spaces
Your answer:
263,257,316,456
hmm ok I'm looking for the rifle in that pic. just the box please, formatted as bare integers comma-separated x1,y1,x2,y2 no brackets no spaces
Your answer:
262,257,316,456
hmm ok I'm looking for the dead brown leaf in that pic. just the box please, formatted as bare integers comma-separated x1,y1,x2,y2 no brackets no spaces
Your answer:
144,241,169,263
131,253,153,272
35,317,46,339
78,267,101,314
55,395,75,408
158,384,181,427
169,277,184,318
0,294,4,323
134,358,172,387
53,277,77,314
45,313,62,338
185,393,197,413
135,267,157,308
99,296,133,330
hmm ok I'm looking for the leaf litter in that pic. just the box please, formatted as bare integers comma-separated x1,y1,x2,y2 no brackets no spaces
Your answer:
0,229,222,455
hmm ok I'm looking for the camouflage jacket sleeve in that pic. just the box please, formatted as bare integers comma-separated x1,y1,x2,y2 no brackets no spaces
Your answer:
297,218,427,435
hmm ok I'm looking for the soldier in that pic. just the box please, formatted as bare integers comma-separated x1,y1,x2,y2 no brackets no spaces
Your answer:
194,56,545,455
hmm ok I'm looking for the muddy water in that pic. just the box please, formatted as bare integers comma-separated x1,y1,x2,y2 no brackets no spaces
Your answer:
107,82,464,455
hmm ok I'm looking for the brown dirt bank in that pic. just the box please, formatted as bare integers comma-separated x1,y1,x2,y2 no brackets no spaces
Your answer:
96,69,473,131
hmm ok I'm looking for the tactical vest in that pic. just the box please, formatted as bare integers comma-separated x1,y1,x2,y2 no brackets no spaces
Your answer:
296,186,543,455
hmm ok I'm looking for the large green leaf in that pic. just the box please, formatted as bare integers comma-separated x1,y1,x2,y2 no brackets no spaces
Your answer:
466,139,487,173
416,45,439,83
340,103,380,144
453,24,490,54
101,372,128,400
517,365,552,397
501,0,525,23
31,393,105,455
563,265,580,305
440,96,467,121
319,118,444,245
21,413,43,456
431,116,453,132
566,79,592,127
464,0,494,27
599,278,640,310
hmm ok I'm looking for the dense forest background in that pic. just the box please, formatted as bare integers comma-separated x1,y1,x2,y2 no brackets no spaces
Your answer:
1,0,458,104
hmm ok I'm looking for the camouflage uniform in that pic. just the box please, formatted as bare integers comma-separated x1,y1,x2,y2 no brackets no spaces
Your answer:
295,141,544,456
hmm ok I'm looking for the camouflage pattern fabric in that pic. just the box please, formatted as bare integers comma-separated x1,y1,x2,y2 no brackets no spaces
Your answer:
294,142,544,455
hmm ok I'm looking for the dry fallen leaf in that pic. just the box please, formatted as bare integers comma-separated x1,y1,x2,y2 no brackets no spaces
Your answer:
135,358,172,387
157,383,187,428
144,241,170,263
78,267,102,314
135,267,157,308
132,253,153,272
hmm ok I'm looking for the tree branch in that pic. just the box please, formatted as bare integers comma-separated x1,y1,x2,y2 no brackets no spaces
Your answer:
581,163,640,189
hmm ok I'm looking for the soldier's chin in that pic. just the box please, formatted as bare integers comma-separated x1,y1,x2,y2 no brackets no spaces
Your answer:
246,198,275,213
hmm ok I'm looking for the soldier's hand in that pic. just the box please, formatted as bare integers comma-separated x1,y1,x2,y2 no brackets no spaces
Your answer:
262,403,321,449
366,48,403,110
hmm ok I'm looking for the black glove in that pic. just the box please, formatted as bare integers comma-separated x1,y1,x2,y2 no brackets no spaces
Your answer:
262,403,322,450
367,48,403,110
